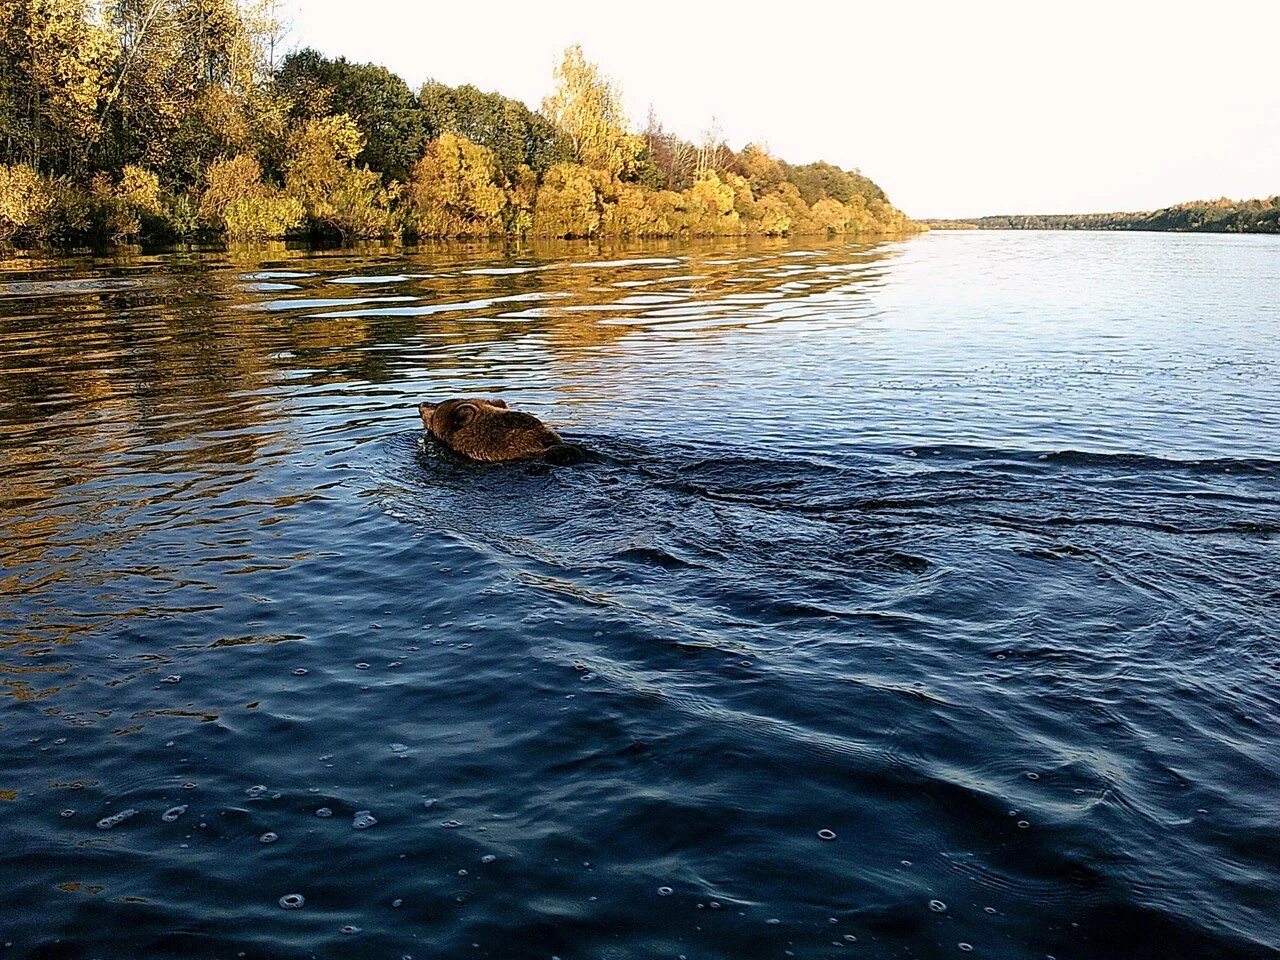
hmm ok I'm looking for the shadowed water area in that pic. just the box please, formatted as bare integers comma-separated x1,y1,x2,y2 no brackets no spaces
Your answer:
1,231,1278,959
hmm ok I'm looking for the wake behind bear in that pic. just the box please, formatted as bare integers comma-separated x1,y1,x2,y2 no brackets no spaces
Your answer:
419,398,585,465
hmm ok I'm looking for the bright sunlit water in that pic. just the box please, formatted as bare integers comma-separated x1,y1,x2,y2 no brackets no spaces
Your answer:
1,231,1278,959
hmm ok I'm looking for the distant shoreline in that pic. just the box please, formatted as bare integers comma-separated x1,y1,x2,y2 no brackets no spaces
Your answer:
918,196,1278,234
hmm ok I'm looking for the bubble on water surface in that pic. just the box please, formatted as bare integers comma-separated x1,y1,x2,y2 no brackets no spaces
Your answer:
96,809,139,829
959,945,973,953
353,811,377,829
389,743,409,754
340,925,360,934
658,886,673,896
260,832,279,843
293,668,308,676
161,805,187,822
440,820,462,829
481,855,496,863
929,900,947,913
60,809,75,818
315,807,333,818
817,829,836,840
161,675,181,683
278,893,304,909
355,663,370,670
245,785,268,798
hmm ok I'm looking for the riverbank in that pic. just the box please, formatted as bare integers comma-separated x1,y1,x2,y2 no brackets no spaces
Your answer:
0,230,925,268
2,0,915,247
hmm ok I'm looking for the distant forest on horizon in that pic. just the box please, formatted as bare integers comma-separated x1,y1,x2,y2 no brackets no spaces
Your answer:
0,0,915,246
920,196,1279,234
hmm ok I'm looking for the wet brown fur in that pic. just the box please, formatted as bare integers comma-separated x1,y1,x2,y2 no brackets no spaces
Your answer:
419,398,565,463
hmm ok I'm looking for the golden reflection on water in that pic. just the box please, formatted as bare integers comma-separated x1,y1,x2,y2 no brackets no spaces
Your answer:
0,234,903,719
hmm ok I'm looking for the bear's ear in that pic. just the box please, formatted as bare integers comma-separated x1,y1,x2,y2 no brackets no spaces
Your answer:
453,402,479,427
489,398,508,409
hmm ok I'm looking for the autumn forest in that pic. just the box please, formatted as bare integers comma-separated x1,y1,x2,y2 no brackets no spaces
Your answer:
0,0,915,246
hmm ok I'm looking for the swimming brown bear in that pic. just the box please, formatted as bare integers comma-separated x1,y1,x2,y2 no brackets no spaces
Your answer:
418,398,582,464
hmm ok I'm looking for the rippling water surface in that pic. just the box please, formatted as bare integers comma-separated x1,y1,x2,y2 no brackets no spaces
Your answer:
2,231,1279,959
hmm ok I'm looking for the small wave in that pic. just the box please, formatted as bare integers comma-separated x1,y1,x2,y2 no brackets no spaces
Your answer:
241,295,418,312
328,274,414,284
0,277,156,298
888,443,1280,476
566,257,683,269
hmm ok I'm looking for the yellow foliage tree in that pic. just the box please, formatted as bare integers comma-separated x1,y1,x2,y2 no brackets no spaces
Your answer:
283,115,394,238
408,132,506,237
868,197,908,233
684,172,741,236
200,154,302,241
532,163,602,238
0,163,55,241
810,197,848,235
604,183,672,237
724,172,757,221
737,144,786,197
755,194,793,236
89,164,165,240
843,193,871,233
541,45,639,181
0,0,115,171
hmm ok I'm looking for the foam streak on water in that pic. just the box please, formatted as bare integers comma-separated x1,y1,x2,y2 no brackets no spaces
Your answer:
1,232,1279,959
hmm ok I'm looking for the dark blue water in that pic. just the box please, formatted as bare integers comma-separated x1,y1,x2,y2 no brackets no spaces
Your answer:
1,231,1278,959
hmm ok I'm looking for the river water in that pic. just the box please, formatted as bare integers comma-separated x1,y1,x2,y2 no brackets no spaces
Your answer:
1,231,1278,959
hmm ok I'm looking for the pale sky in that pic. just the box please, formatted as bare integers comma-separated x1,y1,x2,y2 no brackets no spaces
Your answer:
287,0,1280,218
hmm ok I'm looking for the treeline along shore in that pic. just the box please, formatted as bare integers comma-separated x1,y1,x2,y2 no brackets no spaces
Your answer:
0,0,916,246
920,196,1280,234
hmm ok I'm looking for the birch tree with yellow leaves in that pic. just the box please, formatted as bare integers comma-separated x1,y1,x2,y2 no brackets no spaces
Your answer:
540,44,642,182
